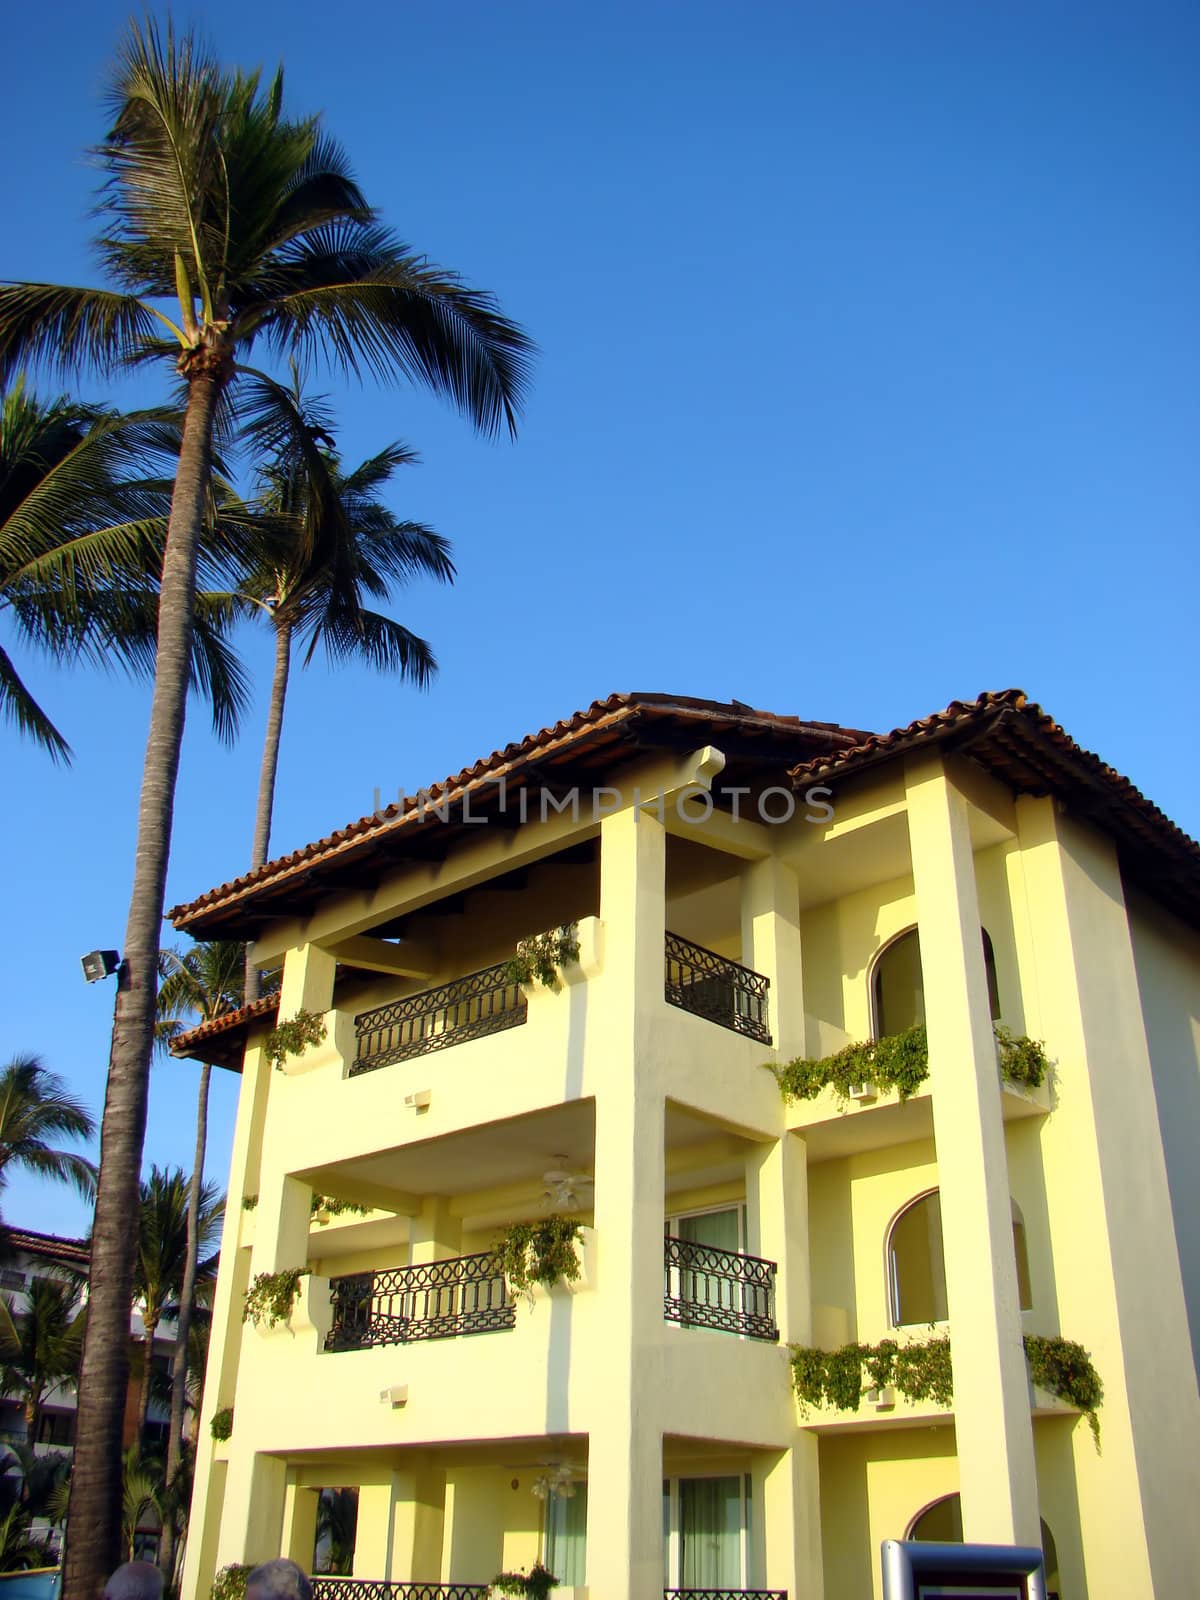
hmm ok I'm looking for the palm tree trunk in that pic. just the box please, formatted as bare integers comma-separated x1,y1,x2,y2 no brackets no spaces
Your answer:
63,352,226,1600
137,1314,159,1451
158,1060,210,1583
243,617,293,1002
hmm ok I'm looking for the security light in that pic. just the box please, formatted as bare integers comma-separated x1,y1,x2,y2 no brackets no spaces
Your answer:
81,949,120,983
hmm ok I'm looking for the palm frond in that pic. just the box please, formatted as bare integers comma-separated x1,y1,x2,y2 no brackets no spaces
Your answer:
312,607,437,682
0,641,70,761
242,223,534,437
0,285,158,381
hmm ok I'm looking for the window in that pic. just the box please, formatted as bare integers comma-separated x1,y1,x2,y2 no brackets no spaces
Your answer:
908,1496,1060,1598
662,1475,752,1590
37,1411,76,1446
546,1481,587,1586
0,1270,25,1291
872,927,1000,1038
888,1190,1033,1326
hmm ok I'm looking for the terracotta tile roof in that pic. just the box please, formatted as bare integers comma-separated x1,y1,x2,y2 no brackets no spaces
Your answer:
4,1226,90,1271
169,692,867,939
168,993,280,1069
789,689,1200,925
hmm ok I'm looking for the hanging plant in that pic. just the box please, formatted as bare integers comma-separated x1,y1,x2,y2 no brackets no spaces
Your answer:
496,1215,583,1304
790,1332,1101,1449
310,1194,371,1224
242,1267,310,1328
210,1406,234,1441
211,1567,253,1600
1024,1335,1104,1448
264,1008,328,1070
502,924,580,991
773,1023,1050,1107
491,1565,559,1599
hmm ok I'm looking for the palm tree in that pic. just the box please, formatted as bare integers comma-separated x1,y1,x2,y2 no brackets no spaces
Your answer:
0,379,249,761
153,941,246,1579
0,1057,96,1211
0,24,531,1591
234,373,454,1000
130,1168,222,1452
0,1278,87,1445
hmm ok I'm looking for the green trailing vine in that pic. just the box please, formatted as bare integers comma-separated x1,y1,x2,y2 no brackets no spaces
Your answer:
310,1194,371,1223
790,1333,1102,1449
773,1023,1050,1107
264,1007,328,1070
502,924,581,991
242,1267,310,1328
994,1026,1050,1091
1025,1335,1104,1448
211,1567,253,1600
496,1215,583,1304
210,1406,234,1441
491,1565,559,1600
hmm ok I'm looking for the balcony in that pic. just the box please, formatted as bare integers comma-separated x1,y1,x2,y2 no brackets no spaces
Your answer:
325,1253,515,1351
664,1236,778,1342
352,964,527,1075
664,933,771,1044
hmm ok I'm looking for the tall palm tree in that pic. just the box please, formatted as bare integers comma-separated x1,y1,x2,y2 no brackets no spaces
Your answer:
235,373,454,1000
153,939,246,1579
0,24,531,1591
130,1168,222,1452
0,1278,87,1444
0,1057,96,1211
0,380,249,761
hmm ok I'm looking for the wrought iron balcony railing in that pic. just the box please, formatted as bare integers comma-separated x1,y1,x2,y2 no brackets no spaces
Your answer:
663,932,771,1044
664,1591,787,1599
311,1584,489,1600
352,963,527,1075
664,1235,778,1342
326,1253,515,1351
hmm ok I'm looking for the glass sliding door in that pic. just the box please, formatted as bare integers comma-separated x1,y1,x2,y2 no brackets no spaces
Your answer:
663,1474,750,1589
545,1483,587,1587
672,1206,744,1323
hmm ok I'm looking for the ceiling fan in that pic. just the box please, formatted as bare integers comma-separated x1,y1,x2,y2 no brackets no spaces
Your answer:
541,1156,593,1210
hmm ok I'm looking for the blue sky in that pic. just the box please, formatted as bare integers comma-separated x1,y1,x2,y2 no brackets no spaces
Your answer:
2,0,1197,1237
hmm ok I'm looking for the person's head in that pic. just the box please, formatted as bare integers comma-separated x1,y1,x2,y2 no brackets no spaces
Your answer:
103,1562,163,1600
244,1559,312,1600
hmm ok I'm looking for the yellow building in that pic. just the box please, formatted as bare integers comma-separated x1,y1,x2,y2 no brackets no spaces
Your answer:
169,689,1200,1600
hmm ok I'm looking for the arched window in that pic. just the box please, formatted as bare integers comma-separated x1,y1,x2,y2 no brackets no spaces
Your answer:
871,927,1000,1038
887,1190,1033,1326
907,1496,1060,1598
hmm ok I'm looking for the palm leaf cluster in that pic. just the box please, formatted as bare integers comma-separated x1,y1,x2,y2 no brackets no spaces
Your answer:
0,383,247,758
1,19,532,1594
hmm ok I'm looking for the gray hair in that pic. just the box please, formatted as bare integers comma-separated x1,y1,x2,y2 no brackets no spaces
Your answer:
245,1559,313,1600
103,1563,164,1600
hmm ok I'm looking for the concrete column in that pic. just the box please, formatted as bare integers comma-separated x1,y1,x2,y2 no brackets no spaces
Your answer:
741,855,805,1058
1011,796,1200,1594
755,1443,823,1599
409,1196,462,1266
586,805,668,1599
390,1456,448,1582
354,1477,399,1577
250,1173,313,1279
281,1478,319,1569
278,940,338,1017
747,1131,810,1346
215,1451,288,1568
905,753,1040,1546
